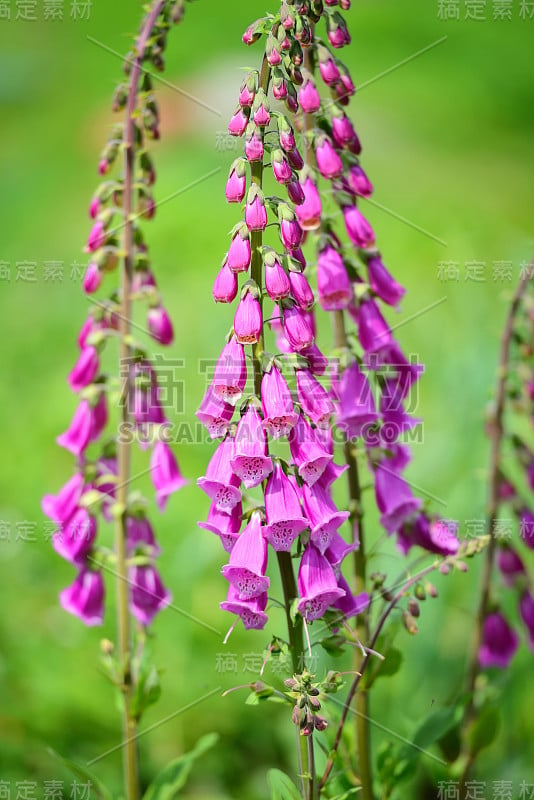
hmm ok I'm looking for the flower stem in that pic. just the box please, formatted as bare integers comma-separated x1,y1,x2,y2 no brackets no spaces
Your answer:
459,268,532,791
115,4,166,798
331,309,373,800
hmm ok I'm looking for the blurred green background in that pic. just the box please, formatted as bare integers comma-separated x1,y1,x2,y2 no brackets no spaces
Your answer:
1,0,533,797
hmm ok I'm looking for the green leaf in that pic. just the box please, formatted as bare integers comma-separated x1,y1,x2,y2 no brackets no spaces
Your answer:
267,769,302,800
413,705,463,751
143,733,218,800
368,647,403,685
47,750,112,800
330,789,361,799
467,705,500,757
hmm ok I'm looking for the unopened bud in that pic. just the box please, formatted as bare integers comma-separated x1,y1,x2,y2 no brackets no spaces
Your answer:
403,611,418,635
408,599,420,618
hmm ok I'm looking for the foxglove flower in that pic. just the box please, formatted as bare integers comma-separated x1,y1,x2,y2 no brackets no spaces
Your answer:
68,347,99,392
290,414,333,486
343,205,375,249
265,253,291,301
296,368,335,427
53,508,97,565
334,361,379,438
325,531,358,570
147,306,174,346
396,515,459,557
497,546,526,587
227,224,251,273
150,440,187,510
519,507,534,549
211,337,247,406
220,584,268,630
264,463,308,551
230,405,273,488
297,544,345,622
245,187,267,231
279,207,304,251
318,46,340,85
299,76,321,113
261,366,298,438
283,305,315,351
228,106,249,136
272,149,293,184
42,472,85,524
289,271,314,311
317,245,352,311
366,255,405,309
83,262,103,294
60,569,104,626
221,511,270,599
197,435,241,513
199,501,242,553
315,137,343,179
301,481,350,553
354,298,392,356
374,460,422,534
332,576,369,619
347,165,373,198
129,564,171,626
127,515,161,555
197,384,234,438
57,398,97,457
225,159,247,202
244,126,264,161
234,292,262,345
332,113,360,152
295,176,322,231
213,261,238,304
86,220,106,253
478,612,519,668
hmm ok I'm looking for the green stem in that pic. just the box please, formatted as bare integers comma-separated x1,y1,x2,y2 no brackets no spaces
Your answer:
250,50,315,800
459,268,532,793
115,4,166,798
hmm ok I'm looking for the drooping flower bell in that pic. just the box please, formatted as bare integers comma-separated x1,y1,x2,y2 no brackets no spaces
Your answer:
220,584,268,630
289,414,333,487
297,544,345,622
199,500,242,554
211,336,247,407
221,511,270,599
197,434,241,513
301,481,350,554
261,365,299,438
343,205,375,249
263,462,308,551
295,176,322,231
296,368,335,427
42,472,85,525
60,569,105,626
53,508,97,565
230,405,273,489
147,305,174,346
374,459,422,534
366,255,406,309
150,439,187,510
316,245,352,311
234,290,262,345
478,611,519,669
129,564,172,626
334,361,379,439
196,384,234,439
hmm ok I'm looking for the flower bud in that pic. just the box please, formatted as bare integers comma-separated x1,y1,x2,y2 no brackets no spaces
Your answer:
299,76,321,113
238,73,256,107
244,124,264,161
83,262,103,294
213,261,238,303
272,149,292,184
245,187,268,231
147,306,174,346
315,137,343,179
228,106,249,137
234,292,262,344
228,223,251,273
225,158,247,203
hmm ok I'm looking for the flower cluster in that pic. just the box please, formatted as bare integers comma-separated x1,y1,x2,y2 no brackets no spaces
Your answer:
479,291,534,667
42,4,188,627
198,0,456,639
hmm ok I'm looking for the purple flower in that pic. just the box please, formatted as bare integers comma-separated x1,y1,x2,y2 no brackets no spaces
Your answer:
126,515,161,555
272,149,293,185
299,77,321,113
326,13,351,48
301,481,349,554
220,584,268,630
290,414,333,487
519,591,534,650
297,544,345,622
519,507,534,549
283,305,315,351
147,306,174,346
261,365,298,438
324,531,358,570
227,224,251,273
42,472,85,524
225,159,247,202
332,114,359,151
221,511,270,599
366,256,406,309
83,262,103,294
347,165,373,198
289,271,314,311
245,188,267,232
332,576,369,619
380,378,420,442
343,205,375,249
264,463,308,551
68,346,99,392
85,221,106,253
301,343,329,376
231,406,273,489
211,337,247,406
497,546,526,587
238,75,256,107
279,210,304,251
355,298,392,356
287,146,304,172
57,396,106,457
295,177,322,231
375,461,422,534
53,508,97,565
334,361,379,438
287,179,305,206
150,440,187,510
129,564,172,626
265,253,291,301
397,515,459,557
197,435,241,513
244,127,264,162
228,106,249,137
252,92,270,127
478,612,519,669
296,369,335,427
199,501,242,553
234,293,262,345
197,384,234,439
315,138,343,179
60,569,104,626
317,245,352,311
131,360,165,426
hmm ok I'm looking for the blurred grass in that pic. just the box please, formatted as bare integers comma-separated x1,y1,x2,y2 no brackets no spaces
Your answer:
0,0,533,797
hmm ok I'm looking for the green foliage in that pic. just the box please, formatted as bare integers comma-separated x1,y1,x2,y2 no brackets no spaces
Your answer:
47,750,113,800
143,733,219,800
267,769,302,800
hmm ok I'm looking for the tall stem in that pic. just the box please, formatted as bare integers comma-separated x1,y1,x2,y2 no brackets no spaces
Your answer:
249,52,315,800
331,310,373,800
459,269,532,791
115,4,166,798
